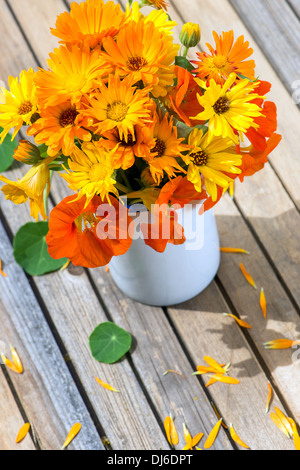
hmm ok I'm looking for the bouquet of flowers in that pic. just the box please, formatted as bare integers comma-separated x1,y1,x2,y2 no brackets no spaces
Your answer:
0,0,281,273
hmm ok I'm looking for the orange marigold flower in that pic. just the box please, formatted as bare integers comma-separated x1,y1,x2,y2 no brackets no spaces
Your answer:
102,19,174,89
51,0,126,49
46,195,132,268
101,126,145,170
193,30,256,84
34,44,111,107
27,102,91,157
84,74,152,142
13,140,42,165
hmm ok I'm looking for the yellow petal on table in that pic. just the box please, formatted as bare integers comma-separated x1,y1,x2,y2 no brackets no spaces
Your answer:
263,339,300,350
260,288,267,318
270,407,293,439
1,353,20,374
95,376,120,392
220,247,250,254
61,423,82,450
10,345,23,374
203,356,227,374
229,423,249,449
223,313,252,329
204,418,223,449
266,382,273,414
164,415,178,447
207,374,240,385
193,364,226,375
183,423,192,450
289,418,300,450
192,432,204,448
0,259,7,277
16,422,31,443
239,263,257,289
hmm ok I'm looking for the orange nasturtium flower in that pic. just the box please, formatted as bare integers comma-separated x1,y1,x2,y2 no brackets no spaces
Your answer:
46,195,132,268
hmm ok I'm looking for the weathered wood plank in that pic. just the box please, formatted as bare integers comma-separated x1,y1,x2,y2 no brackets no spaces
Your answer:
288,0,300,18
0,219,104,450
1,0,171,450
0,369,36,450
229,0,300,94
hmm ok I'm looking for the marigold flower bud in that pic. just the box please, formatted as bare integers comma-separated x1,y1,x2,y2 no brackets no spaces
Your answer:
179,23,201,48
13,140,42,165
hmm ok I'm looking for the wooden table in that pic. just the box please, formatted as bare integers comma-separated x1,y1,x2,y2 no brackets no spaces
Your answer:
0,0,299,450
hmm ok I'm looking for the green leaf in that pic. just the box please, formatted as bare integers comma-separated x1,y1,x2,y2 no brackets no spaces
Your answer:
0,127,18,172
175,56,195,73
89,321,132,364
13,221,68,276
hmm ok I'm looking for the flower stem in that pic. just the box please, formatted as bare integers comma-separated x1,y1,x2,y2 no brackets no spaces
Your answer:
182,46,189,58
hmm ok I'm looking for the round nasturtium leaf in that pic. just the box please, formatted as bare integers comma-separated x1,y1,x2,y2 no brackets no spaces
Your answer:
89,322,132,364
13,221,68,276
0,128,18,172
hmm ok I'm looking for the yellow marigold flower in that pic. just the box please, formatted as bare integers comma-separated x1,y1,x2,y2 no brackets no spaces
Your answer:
194,30,255,84
151,34,179,98
192,73,264,144
102,19,175,89
185,128,241,201
0,156,55,221
180,23,201,48
84,74,152,142
0,68,38,143
60,141,118,208
141,112,188,185
27,101,91,157
13,140,42,165
125,3,176,36
51,0,125,49
34,44,111,108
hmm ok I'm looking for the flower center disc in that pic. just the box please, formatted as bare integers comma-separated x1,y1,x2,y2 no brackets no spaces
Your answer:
151,138,166,158
106,101,128,122
89,163,109,182
126,56,148,71
213,96,230,114
190,150,208,166
19,101,33,116
59,108,78,127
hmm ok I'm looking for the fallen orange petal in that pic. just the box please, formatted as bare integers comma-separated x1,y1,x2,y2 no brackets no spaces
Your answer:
105,266,110,273
10,345,23,374
16,422,30,443
203,356,227,374
95,376,120,393
223,313,252,329
239,263,257,289
164,415,178,447
229,423,249,449
183,423,192,449
192,432,204,447
204,418,223,449
266,382,272,414
264,339,300,350
289,418,300,450
61,423,82,450
220,247,250,254
1,353,20,373
260,288,267,318
193,364,226,375
0,259,7,278
270,408,293,439
207,374,240,385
